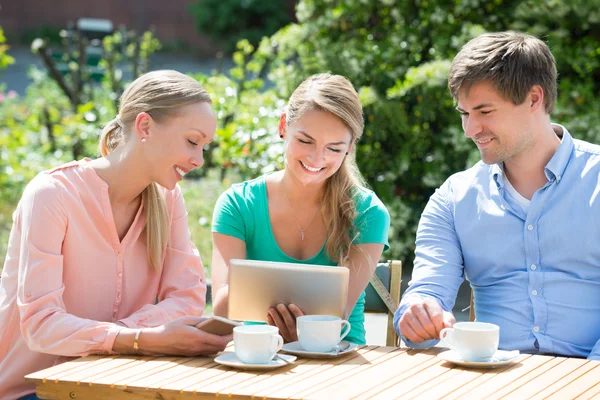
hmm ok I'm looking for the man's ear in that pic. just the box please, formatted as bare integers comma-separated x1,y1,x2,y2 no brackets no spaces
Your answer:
529,85,545,113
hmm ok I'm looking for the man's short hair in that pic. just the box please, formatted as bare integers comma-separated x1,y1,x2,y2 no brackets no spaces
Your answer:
448,31,557,113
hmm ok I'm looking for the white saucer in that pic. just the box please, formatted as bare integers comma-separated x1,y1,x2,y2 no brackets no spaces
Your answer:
214,352,296,370
438,349,521,368
281,341,358,358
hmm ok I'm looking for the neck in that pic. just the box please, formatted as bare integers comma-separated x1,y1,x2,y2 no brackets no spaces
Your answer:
92,145,152,207
504,122,561,197
279,170,323,206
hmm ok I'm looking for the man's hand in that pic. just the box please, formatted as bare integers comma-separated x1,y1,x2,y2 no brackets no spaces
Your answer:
398,298,455,342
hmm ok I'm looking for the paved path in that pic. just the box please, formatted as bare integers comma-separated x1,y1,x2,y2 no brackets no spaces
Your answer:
0,45,233,94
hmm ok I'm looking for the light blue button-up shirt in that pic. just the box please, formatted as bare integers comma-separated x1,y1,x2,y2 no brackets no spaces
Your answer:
394,125,600,360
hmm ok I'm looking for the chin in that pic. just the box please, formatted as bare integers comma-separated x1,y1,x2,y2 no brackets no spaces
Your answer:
153,179,176,191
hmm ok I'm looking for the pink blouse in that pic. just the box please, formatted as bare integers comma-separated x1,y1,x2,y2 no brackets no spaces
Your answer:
0,159,206,399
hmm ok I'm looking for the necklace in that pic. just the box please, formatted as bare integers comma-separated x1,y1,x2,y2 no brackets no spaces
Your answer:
283,191,320,241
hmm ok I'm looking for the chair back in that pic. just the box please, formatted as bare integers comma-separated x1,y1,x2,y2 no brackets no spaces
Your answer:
364,260,402,346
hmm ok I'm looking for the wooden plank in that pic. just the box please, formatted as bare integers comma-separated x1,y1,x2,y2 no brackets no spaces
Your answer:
25,356,113,382
290,347,408,398
112,357,189,388
439,354,535,400
401,365,495,400
34,381,211,400
121,357,214,390
577,382,600,400
353,353,441,399
501,357,590,400
157,363,231,392
545,364,600,400
85,357,184,387
455,355,558,400
529,360,598,400
59,357,156,385
308,349,450,400
210,345,378,398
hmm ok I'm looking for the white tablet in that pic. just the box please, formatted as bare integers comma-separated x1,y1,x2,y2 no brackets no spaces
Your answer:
227,259,349,322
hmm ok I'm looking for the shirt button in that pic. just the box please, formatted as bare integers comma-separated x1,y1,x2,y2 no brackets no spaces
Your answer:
118,272,122,278
527,225,534,231
533,326,540,333
26,292,31,297
531,264,537,271
532,290,538,296
117,253,123,259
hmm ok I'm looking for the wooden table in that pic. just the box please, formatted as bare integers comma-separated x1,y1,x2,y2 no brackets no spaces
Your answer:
26,345,600,399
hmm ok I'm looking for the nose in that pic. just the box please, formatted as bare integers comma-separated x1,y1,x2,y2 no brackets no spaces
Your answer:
190,153,204,169
308,146,326,163
463,115,483,138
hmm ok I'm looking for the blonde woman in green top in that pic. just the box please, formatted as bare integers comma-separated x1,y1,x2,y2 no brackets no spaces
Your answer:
211,74,390,344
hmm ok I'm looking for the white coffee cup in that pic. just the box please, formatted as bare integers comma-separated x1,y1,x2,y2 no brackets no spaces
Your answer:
233,325,283,364
297,315,351,353
439,322,500,362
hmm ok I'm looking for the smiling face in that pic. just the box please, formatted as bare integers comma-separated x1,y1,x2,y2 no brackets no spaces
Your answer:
141,101,217,190
457,80,535,165
281,109,353,187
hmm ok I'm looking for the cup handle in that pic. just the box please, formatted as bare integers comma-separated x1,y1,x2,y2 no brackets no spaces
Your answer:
339,320,351,341
439,327,457,352
271,334,284,354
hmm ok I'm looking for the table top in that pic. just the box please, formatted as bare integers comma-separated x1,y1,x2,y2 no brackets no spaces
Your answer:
26,345,600,399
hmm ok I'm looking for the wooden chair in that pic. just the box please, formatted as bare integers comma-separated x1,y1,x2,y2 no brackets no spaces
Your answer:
469,290,475,321
364,260,402,346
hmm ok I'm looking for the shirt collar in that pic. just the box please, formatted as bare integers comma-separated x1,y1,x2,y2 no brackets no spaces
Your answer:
492,123,573,188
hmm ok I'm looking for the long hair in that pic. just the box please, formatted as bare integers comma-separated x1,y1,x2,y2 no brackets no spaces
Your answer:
286,73,365,265
99,70,211,271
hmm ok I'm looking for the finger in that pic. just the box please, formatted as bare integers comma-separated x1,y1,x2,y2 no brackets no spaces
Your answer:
401,310,431,341
443,312,456,329
269,308,290,339
288,303,304,318
412,304,439,340
177,315,206,326
196,329,232,347
266,313,275,326
399,321,425,343
277,304,296,332
423,301,445,337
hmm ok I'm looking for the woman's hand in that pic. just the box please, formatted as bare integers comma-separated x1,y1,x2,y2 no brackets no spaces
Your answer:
266,303,304,342
137,316,232,356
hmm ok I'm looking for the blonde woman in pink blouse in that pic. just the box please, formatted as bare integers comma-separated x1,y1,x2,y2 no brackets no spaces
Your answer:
0,70,230,400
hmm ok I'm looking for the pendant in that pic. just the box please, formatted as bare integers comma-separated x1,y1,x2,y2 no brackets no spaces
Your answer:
300,229,305,241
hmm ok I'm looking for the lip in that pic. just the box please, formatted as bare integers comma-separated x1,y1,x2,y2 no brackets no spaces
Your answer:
474,137,495,149
300,161,324,173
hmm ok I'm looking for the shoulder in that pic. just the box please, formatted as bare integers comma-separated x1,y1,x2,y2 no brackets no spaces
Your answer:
352,186,390,223
437,161,494,202
217,175,266,205
572,138,600,159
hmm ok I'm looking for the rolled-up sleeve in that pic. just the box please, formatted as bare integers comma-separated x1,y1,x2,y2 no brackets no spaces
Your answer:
394,181,465,347
17,174,122,356
120,185,206,328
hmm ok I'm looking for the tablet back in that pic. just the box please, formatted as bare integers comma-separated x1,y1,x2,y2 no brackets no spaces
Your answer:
227,259,349,322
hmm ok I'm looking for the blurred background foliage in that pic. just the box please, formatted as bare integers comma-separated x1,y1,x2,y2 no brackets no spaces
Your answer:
1,0,600,273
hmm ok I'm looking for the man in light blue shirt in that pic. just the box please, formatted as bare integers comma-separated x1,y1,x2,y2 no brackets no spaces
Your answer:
394,31,600,360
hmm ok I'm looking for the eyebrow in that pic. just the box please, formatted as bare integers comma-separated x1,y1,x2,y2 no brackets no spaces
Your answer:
297,130,347,146
456,103,495,113
190,128,207,138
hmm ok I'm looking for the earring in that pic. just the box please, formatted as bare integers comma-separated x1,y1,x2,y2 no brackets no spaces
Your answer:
279,135,283,139
345,152,348,155
141,138,147,143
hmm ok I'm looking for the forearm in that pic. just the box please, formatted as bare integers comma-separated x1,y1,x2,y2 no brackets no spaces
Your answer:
213,285,229,318
112,326,164,355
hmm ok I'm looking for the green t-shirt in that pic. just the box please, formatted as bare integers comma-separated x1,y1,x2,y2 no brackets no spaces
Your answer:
212,175,390,344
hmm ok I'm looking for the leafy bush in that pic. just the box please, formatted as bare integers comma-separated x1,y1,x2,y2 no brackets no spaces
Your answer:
189,0,293,52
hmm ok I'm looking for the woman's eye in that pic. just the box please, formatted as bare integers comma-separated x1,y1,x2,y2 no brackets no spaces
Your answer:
188,139,198,146
298,139,310,144
329,148,342,153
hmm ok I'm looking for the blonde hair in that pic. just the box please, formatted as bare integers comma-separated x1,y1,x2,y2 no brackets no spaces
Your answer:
286,73,365,265
99,70,211,271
